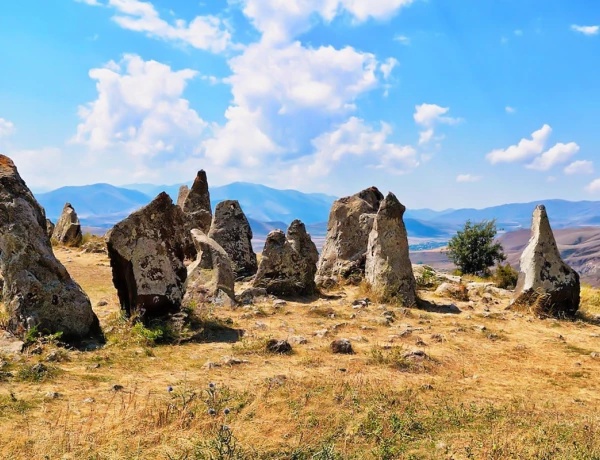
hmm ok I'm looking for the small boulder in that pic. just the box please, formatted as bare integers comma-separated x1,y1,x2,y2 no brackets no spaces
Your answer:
236,287,268,305
316,187,384,287
510,205,580,318
183,230,236,308
266,339,292,354
330,338,354,354
106,192,187,319
365,192,417,305
208,200,257,278
52,203,83,246
253,220,319,297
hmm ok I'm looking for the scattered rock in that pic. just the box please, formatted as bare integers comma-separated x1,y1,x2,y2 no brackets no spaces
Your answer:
236,287,268,305
403,350,428,360
106,192,187,319
81,240,107,254
365,192,417,305
430,334,444,343
330,338,354,354
314,329,329,338
253,220,319,296
208,200,257,278
203,361,222,369
435,283,469,301
273,300,287,308
288,336,307,345
96,299,109,307
510,205,580,318
52,203,83,246
0,156,99,341
316,187,384,287
111,384,124,392
83,397,96,404
222,356,249,366
266,339,292,354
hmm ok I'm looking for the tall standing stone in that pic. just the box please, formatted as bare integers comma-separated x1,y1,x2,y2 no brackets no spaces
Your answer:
46,219,55,238
182,170,212,234
106,192,187,319
176,185,190,209
511,205,580,317
52,203,83,246
253,220,319,296
208,200,257,278
0,155,99,341
365,192,417,305
316,187,384,287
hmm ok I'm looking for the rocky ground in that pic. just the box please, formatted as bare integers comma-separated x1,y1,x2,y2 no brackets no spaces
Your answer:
2,248,600,459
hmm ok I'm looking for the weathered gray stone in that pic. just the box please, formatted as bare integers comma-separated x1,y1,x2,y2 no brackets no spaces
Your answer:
208,200,257,278
365,193,417,306
330,338,354,354
183,229,236,308
182,170,212,234
46,219,55,238
316,187,384,287
52,203,82,246
176,185,190,209
253,220,319,297
266,339,292,354
511,205,580,317
0,155,99,341
106,192,187,319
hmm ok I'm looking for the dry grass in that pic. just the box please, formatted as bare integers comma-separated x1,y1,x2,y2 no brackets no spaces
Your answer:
2,249,600,458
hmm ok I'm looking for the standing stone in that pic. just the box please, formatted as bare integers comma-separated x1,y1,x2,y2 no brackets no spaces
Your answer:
208,200,257,278
106,192,187,319
182,170,212,234
52,203,82,246
183,229,236,308
365,192,417,306
316,187,384,287
253,220,319,297
46,219,55,238
176,185,190,209
510,205,580,317
0,155,99,341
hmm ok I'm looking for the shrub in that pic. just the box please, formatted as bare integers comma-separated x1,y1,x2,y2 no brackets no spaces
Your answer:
446,220,506,276
494,263,519,290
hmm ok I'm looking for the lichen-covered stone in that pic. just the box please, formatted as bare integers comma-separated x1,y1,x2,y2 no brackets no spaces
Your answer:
106,192,187,319
208,200,257,278
511,204,580,317
0,155,99,341
52,203,82,246
183,229,235,308
316,187,384,287
182,170,212,234
253,220,319,297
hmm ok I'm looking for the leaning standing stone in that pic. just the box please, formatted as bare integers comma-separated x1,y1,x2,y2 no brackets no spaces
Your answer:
52,203,83,246
0,155,99,341
510,205,580,318
106,192,187,319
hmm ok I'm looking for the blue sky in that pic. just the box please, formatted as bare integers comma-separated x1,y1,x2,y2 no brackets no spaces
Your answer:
0,0,599,209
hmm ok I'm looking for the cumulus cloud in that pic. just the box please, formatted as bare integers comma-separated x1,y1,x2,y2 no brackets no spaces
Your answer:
587,178,600,193
571,25,599,36
564,160,594,175
526,142,580,171
486,124,552,164
73,54,207,159
380,57,398,80
0,118,15,138
394,35,410,45
414,103,462,145
456,174,482,183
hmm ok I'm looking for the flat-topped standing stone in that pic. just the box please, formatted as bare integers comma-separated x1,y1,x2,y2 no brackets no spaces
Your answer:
106,192,187,319
365,192,417,306
253,220,319,297
52,203,82,246
511,204,580,317
316,187,384,287
208,200,257,278
0,155,99,341
176,185,190,209
183,229,236,308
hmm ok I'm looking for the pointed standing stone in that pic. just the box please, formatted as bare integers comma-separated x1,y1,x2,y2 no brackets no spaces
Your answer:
365,192,417,305
52,203,82,246
0,155,99,341
106,192,187,319
511,205,580,317
176,185,190,209
182,170,212,234
316,187,384,287
208,200,257,278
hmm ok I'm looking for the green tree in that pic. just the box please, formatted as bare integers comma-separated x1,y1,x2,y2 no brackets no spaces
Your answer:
446,220,506,276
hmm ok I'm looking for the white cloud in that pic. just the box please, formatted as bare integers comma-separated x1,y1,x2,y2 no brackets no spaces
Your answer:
456,174,482,183
571,25,599,36
73,54,207,158
394,35,410,45
564,159,594,175
505,106,516,114
526,142,580,171
414,103,462,145
306,116,418,176
84,0,233,53
486,124,551,164
0,118,15,138
418,128,434,145
76,0,102,5
586,178,600,193
380,57,398,80
514,29,523,36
